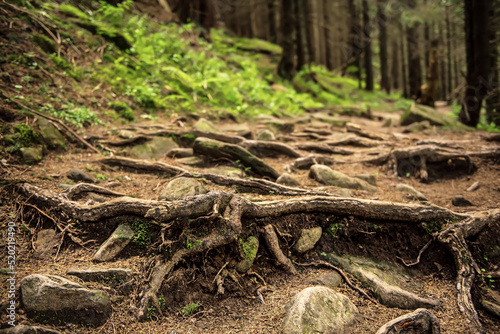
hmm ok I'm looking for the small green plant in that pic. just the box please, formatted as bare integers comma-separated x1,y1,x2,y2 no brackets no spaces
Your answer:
147,305,156,318
109,101,135,121
181,302,199,316
158,295,165,311
13,124,38,146
328,223,344,239
423,221,441,234
131,219,151,248
96,174,107,180
186,238,202,250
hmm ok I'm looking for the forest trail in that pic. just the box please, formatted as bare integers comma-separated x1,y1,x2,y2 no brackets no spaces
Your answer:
3,104,500,334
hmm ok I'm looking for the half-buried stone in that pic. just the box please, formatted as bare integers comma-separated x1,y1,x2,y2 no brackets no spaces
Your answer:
159,177,208,201
309,164,377,192
93,224,135,262
20,274,111,326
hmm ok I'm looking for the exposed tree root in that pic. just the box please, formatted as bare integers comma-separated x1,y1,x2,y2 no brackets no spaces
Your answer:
294,260,379,305
437,210,500,334
99,156,331,196
325,134,380,147
60,183,127,200
14,182,500,330
285,154,335,172
263,225,297,274
241,140,302,158
296,143,354,155
375,308,441,334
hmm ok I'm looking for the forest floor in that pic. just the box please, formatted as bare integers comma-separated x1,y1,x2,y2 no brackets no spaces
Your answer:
1,1,500,333
1,104,500,334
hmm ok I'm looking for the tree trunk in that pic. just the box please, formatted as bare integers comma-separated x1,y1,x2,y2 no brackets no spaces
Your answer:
445,5,453,99
391,37,400,91
452,18,459,88
362,0,373,91
439,22,448,101
323,0,333,70
308,0,321,65
294,0,308,70
277,0,295,80
406,0,422,99
417,39,439,107
268,0,277,43
317,0,326,66
401,23,409,99
459,0,491,127
377,0,389,93
345,0,361,88
486,0,500,126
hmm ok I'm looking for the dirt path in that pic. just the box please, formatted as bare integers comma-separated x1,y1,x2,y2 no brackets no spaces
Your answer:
1,106,500,333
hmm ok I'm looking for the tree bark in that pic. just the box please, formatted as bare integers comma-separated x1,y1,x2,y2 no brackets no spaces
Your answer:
377,0,389,93
362,0,373,91
439,22,448,101
345,0,361,88
323,0,333,70
445,5,453,99
268,0,277,43
459,0,491,127
400,23,408,98
294,0,308,70
277,0,296,80
406,0,422,99
486,0,500,126
391,37,400,91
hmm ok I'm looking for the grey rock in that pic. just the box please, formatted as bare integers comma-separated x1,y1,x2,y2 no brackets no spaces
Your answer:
20,146,43,164
166,148,193,158
402,120,431,133
400,103,462,127
118,129,136,139
0,325,61,334
67,169,94,183
93,224,135,262
282,286,359,334
307,272,343,288
38,118,66,150
34,229,58,259
276,173,300,187
175,156,204,167
396,184,428,201
355,174,377,186
67,267,132,285
313,186,354,197
220,123,252,137
257,115,294,133
192,118,220,133
20,274,111,326
295,227,322,253
205,166,242,178
159,177,208,201
322,252,440,309
452,195,475,207
129,137,178,160
256,129,275,141
309,164,377,192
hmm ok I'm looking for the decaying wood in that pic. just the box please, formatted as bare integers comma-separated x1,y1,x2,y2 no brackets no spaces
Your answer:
375,308,441,334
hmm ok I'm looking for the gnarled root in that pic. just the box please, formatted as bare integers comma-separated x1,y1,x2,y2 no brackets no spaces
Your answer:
375,308,440,334
262,224,297,274
136,195,245,321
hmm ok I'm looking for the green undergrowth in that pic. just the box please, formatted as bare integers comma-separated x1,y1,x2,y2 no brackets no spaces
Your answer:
11,0,412,126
